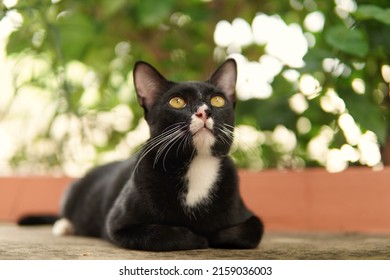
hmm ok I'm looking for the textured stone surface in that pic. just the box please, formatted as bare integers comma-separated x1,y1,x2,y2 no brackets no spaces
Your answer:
0,223,389,260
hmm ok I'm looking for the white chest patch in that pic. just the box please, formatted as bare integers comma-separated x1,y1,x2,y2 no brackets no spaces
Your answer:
184,155,220,207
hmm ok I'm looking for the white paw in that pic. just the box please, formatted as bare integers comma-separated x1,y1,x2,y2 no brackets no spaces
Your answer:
52,218,74,236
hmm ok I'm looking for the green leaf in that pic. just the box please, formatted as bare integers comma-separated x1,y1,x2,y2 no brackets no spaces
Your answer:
354,4,390,25
135,0,175,27
373,10,390,25
6,29,31,54
342,93,387,144
325,25,369,58
56,13,96,61
236,97,297,131
355,5,384,20
101,0,129,18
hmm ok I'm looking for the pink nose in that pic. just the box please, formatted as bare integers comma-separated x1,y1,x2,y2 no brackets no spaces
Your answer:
195,107,211,121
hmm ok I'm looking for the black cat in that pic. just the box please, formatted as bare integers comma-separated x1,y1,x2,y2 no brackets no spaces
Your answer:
52,59,264,251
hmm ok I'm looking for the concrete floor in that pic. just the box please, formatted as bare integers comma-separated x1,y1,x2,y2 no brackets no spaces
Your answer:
0,223,389,260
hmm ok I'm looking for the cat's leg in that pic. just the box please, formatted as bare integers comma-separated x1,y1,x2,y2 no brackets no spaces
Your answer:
208,216,264,249
107,224,208,251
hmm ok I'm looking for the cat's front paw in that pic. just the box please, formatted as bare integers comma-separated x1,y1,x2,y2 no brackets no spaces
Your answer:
208,216,264,249
108,223,208,251
173,226,209,250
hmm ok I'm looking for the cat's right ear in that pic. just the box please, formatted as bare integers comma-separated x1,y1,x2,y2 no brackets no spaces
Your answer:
133,61,169,112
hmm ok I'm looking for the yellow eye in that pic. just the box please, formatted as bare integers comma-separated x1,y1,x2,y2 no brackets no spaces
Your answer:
169,97,187,109
210,96,226,107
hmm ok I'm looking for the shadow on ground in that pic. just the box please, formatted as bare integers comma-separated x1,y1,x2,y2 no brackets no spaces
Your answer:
0,223,389,260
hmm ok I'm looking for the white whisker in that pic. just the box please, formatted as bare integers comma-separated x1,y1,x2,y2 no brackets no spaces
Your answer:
215,123,234,146
176,130,192,157
160,132,187,171
154,130,184,168
133,123,188,175
215,123,260,160
221,123,262,159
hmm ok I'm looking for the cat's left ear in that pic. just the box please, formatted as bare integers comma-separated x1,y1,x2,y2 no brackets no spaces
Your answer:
208,58,237,103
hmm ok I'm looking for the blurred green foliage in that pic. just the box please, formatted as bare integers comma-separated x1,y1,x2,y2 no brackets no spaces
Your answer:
1,0,390,173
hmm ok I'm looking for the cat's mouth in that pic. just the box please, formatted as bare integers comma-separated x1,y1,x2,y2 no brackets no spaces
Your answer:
189,116,215,138
192,126,213,136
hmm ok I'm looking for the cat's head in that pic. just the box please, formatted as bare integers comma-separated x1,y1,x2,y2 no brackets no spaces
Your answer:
133,59,237,157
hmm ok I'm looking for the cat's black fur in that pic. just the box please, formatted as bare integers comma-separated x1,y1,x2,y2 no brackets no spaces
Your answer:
57,59,264,251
